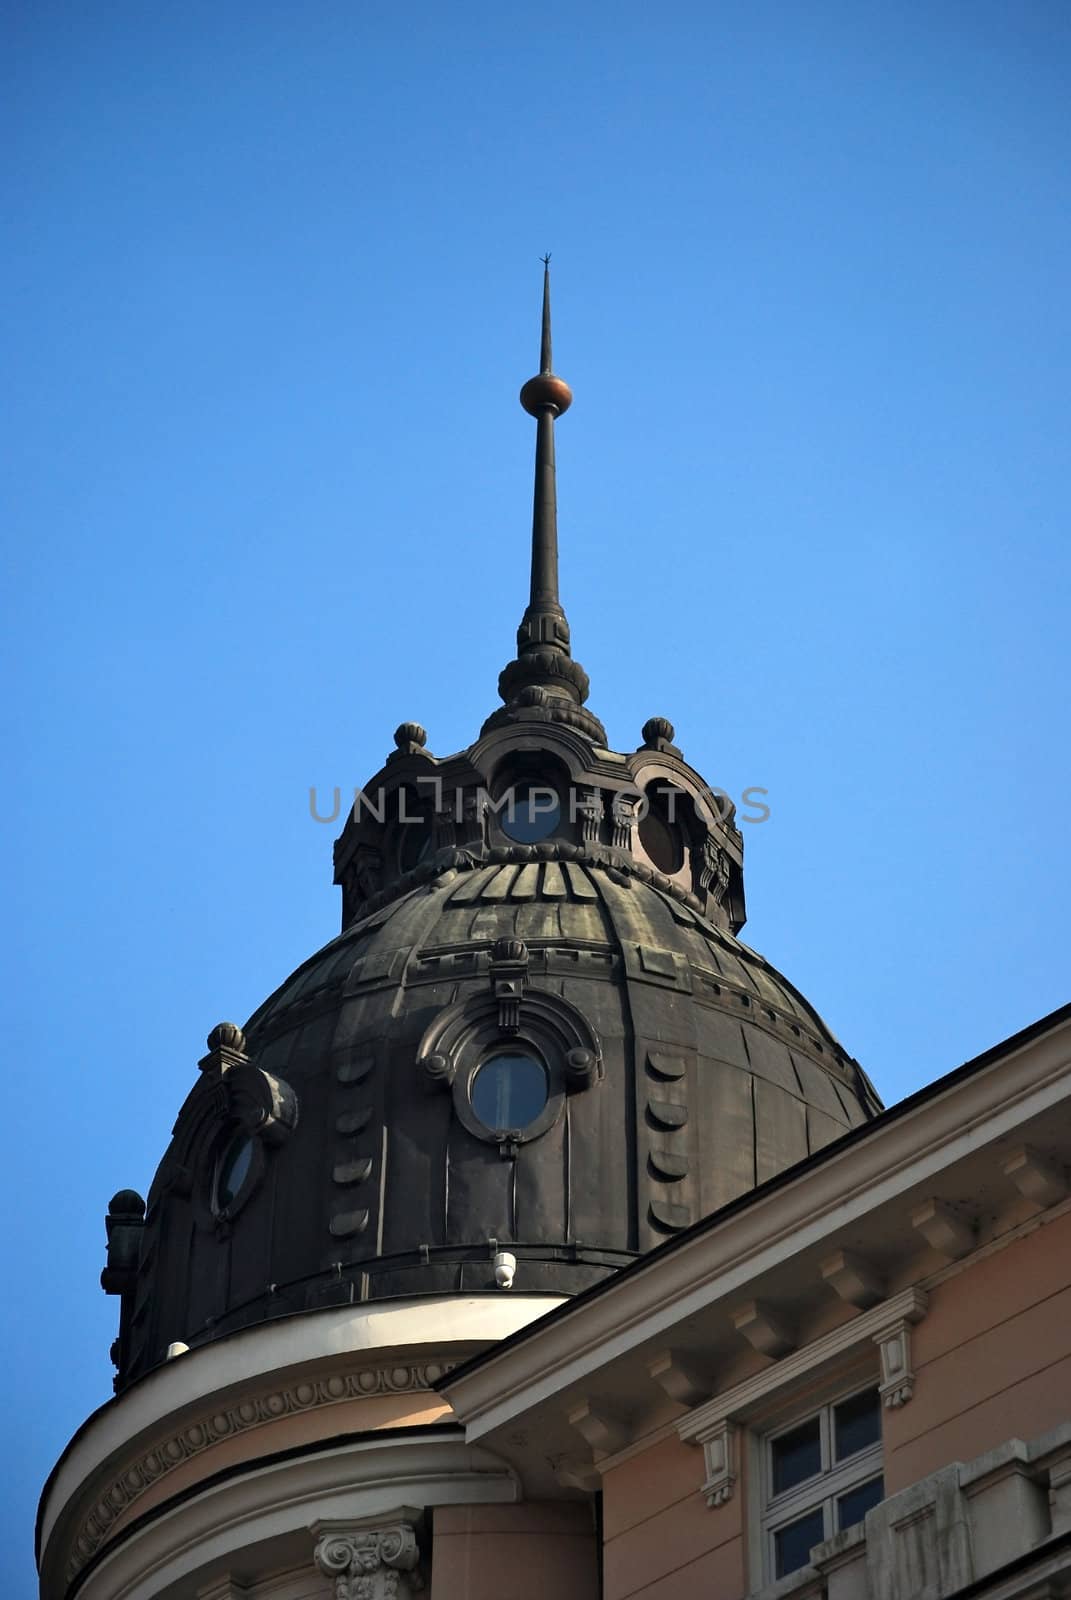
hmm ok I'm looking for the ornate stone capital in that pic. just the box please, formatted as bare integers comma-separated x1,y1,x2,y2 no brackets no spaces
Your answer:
610,791,640,850
314,1513,424,1598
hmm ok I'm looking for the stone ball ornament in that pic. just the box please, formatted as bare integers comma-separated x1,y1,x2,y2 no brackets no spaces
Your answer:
206,1021,246,1053
642,716,675,746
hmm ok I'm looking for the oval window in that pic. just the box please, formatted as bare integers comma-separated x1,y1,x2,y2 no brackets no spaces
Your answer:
215,1131,255,1212
471,1052,548,1132
498,783,561,844
639,800,683,875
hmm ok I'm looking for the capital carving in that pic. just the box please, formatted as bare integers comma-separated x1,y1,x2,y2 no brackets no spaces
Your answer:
313,1516,424,1599
576,788,604,844
698,838,731,908
610,792,640,850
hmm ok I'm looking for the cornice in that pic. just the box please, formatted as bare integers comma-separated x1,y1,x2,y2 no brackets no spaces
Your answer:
439,1015,1071,1440
40,1294,558,1568
677,1285,928,1445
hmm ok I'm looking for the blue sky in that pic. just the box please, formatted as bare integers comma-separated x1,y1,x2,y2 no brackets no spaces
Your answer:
4,2,1070,1591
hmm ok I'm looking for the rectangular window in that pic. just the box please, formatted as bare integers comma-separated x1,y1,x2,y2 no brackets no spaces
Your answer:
762,1384,883,1581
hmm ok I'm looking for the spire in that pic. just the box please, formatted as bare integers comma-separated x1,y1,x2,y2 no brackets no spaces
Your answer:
518,256,572,656
485,260,605,742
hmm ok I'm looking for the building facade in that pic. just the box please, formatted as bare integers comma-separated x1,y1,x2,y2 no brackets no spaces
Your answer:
37,276,1071,1600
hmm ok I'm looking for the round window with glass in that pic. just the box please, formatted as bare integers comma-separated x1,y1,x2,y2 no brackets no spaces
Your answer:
471,1050,549,1133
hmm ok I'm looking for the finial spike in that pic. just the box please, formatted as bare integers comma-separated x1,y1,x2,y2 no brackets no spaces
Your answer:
518,260,572,635
540,254,553,374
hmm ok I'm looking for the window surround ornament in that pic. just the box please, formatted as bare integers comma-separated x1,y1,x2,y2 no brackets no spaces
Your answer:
676,1287,928,1508
193,1023,299,1225
417,938,602,1150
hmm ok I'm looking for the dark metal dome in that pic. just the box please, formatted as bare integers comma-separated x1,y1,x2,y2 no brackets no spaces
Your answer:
101,268,881,1390
114,732,879,1386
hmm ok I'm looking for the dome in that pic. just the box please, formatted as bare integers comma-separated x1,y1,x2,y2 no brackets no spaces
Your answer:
117,722,879,1386
103,267,881,1390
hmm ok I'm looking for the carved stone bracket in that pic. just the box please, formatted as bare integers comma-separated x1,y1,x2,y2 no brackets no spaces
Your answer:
820,1248,885,1309
1003,1145,1068,1209
647,1348,713,1409
567,1400,630,1455
697,838,731,912
911,1197,975,1261
460,789,488,848
610,792,640,851
489,937,529,1032
195,1023,298,1145
730,1299,796,1358
223,1061,298,1145
314,1512,424,1598
698,1418,738,1507
576,788,604,844
873,1296,928,1408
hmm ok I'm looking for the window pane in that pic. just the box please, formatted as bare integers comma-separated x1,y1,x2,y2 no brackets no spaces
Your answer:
216,1133,253,1209
834,1388,881,1461
775,1508,825,1578
771,1415,822,1495
499,784,561,843
638,806,682,875
837,1474,883,1530
472,1053,548,1131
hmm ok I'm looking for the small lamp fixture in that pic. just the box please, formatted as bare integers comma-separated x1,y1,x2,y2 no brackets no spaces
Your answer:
493,1251,517,1289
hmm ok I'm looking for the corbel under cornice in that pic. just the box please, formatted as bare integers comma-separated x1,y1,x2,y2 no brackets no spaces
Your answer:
678,1287,929,1507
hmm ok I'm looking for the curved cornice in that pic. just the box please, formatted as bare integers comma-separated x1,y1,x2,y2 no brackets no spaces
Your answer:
64,1430,519,1600
39,1295,561,1582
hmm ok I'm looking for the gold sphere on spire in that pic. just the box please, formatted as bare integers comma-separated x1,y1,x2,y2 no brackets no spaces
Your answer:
520,373,573,416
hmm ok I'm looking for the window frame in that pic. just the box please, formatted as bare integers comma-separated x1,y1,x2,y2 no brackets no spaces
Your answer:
760,1382,883,1582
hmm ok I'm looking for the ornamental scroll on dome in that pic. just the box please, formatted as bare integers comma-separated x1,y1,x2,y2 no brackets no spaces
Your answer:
197,1024,298,1146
